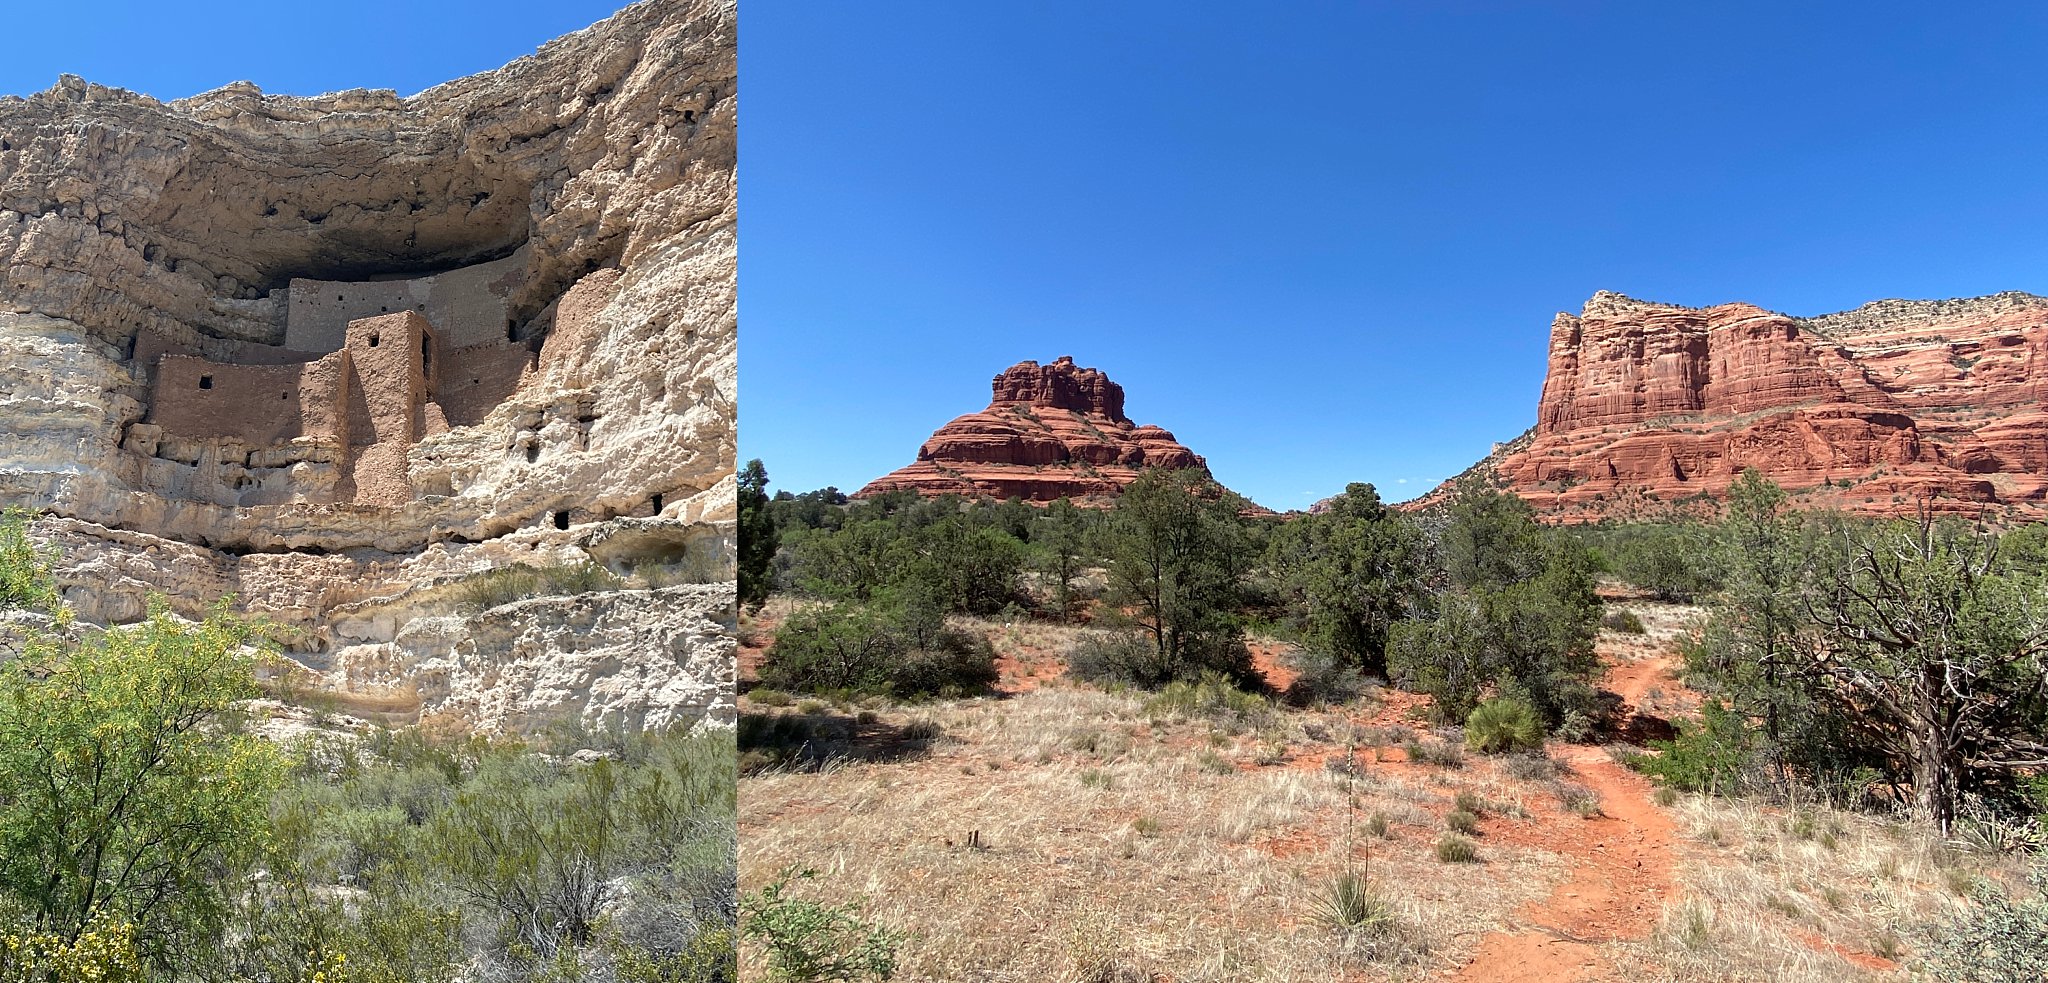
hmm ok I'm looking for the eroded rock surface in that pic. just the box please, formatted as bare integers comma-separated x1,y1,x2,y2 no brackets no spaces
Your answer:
858,356,1215,503
0,0,736,733
1451,291,2048,521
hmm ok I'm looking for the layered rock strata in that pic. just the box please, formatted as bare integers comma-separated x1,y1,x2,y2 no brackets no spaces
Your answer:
0,0,737,732
857,356,1213,503
1461,290,2048,520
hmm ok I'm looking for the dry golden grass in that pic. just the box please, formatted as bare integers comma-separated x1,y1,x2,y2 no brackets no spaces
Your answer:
742,601,2036,982
1628,791,2023,981
741,685,1566,982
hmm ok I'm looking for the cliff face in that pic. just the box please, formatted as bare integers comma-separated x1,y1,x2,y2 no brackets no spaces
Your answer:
0,0,736,732
857,356,1213,503
1476,290,2048,520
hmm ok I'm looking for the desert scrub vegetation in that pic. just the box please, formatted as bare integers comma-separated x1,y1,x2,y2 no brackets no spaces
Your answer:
1465,695,1544,754
758,598,997,699
0,513,736,982
453,559,625,610
741,867,904,982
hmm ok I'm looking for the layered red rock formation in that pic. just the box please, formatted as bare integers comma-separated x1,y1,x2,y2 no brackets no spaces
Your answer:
857,356,1214,503
1464,290,2048,520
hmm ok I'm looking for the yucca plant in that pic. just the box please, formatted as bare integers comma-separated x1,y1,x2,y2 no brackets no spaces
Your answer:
1309,871,1395,936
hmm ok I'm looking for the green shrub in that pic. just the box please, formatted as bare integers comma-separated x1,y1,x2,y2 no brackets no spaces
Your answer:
1281,649,1369,707
0,603,284,968
1466,697,1544,754
742,868,904,982
1446,810,1481,836
1143,673,1272,726
1920,862,2048,983
1435,835,1478,863
760,602,995,699
0,508,61,614
1633,702,1756,794
1066,631,1168,687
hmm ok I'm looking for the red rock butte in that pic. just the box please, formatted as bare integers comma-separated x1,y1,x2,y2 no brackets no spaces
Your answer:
856,356,1216,503
1443,290,2048,521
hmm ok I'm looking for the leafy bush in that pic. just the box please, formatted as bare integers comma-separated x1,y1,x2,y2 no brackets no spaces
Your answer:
1610,524,1723,602
1920,862,2048,983
760,601,996,699
1281,649,1369,707
1434,835,1478,863
1446,810,1481,836
0,509,60,614
0,603,284,969
1633,702,1757,794
1466,697,1545,754
742,868,904,982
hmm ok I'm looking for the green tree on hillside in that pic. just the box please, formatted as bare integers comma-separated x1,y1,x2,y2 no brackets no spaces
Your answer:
1802,515,2048,832
1266,483,1426,677
1388,481,1600,723
739,459,777,607
1035,497,1092,622
1102,469,1255,684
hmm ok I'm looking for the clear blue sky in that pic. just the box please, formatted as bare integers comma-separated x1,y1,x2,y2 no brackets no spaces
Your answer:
743,1,2048,509
0,2,630,101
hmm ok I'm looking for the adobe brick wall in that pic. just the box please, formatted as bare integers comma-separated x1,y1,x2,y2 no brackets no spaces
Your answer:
137,298,537,508
341,312,432,506
283,248,528,353
147,353,350,446
439,341,535,427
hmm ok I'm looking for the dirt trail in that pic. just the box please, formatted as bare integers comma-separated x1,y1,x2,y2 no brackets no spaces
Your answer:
1449,628,1685,981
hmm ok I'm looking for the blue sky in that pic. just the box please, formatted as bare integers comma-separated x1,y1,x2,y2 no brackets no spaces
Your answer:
744,2,2048,508
0,2,629,101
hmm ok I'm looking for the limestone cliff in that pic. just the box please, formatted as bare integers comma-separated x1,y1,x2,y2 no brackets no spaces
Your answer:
857,356,1221,504
1445,290,2048,521
0,0,736,731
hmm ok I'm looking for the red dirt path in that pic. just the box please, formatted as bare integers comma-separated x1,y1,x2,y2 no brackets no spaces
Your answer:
1448,628,1687,981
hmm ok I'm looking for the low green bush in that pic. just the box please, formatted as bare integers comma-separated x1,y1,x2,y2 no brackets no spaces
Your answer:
1632,702,1756,794
759,601,996,699
1466,696,1544,754
1920,861,2048,983
1435,835,1478,863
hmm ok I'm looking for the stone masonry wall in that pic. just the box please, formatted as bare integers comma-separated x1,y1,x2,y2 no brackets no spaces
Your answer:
284,248,528,353
147,352,349,447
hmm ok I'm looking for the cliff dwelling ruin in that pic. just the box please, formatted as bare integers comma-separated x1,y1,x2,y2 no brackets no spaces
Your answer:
126,250,541,509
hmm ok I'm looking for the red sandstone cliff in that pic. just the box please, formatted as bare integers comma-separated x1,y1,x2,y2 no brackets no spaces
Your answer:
1451,290,2048,520
857,356,1218,503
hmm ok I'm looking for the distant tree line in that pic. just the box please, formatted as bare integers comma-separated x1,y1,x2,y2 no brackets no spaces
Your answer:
741,458,2048,834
